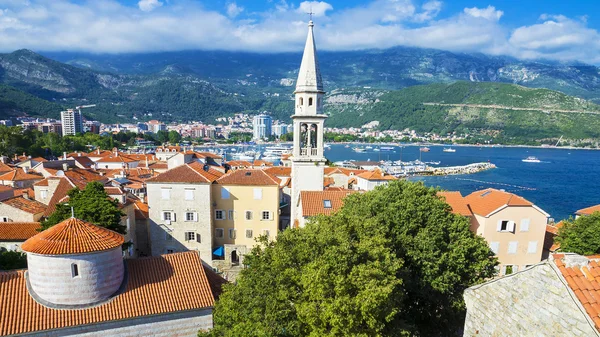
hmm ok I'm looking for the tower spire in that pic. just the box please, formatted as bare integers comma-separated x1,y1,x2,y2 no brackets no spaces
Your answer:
296,20,323,93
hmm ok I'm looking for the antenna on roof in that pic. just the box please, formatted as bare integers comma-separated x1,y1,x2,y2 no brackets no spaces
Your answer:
71,206,75,218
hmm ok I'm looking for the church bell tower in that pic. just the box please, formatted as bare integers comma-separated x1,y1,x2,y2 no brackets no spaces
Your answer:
290,20,326,226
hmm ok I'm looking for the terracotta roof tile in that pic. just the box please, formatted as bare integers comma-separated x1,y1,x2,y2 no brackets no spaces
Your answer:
216,169,279,186
263,167,291,177
0,196,46,214
324,167,366,176
21,218,124,255
554,255,600,331
300,190,357,217
62,169,107,189
146,161,224,184
0,222,41,241
96,154,138,163
0,169,43,182
576,204,600,216
226,160,253,168
0,162,13,174
253,160,273,167
437,191,472,216
134,200,149,220
42,178,74,217
464,188,535,217
0,251,222,336
356,169,397,181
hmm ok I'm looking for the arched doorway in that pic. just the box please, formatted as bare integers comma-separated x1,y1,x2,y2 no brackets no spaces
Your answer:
231,250,239,265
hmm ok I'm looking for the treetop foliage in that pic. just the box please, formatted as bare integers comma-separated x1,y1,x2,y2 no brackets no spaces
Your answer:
555,213,600,255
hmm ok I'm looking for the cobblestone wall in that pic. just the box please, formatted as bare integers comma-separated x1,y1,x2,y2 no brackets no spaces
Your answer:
463,263,599,337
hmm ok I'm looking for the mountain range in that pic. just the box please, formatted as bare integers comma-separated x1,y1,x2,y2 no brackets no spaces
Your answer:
2,47,600,142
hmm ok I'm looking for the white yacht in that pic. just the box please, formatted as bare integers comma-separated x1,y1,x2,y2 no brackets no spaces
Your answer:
522,156,541,163
443,148,456,153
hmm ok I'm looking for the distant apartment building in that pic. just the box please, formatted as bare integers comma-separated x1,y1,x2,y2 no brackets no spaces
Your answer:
37,122,62,135
252,114,272,140
147,120,166,133
272,123,289,137
60,109,83,135
211,169,280,265
84,120,101,134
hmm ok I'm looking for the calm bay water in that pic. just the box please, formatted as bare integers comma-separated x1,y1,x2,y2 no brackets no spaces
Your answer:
321,144,600,221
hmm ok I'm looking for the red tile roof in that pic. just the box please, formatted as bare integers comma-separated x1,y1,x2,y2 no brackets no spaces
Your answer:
134,200,149,220
301,190,357,217
62,168,107,189
95,154,138,163
21,218,124,255
0,251,223,336
0,162,13,174
216,169,279,186
576,204,600,216
464,188,535,217
438,191,472,216
253,160,273,167
1,196,46,214
0,222,41,241
554,255,600,331
146,161,224,183
324,167,366,176
356,169,397,181
42,177,75,217
0,169,42,182
264,167,291,177
226,160,253,168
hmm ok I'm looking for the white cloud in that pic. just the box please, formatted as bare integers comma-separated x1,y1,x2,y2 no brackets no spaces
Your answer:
138,0,162,12
226,2,243,18
0,0,599,64
464,5,503,21
297,1,333,18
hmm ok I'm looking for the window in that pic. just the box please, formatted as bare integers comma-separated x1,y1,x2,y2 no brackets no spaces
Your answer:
185,232,196,241
527,241,538,254
508,241,518,254
166,249,175,254
71,263,79,278
228,210,234,219
245,211,253,220
308,97,313,106
299,97,304,106
262,211,271,220
490,242,500,254
246,229,253,238
323,200,332,208
229,229,236,239
520,219,530,232
40,190,48,199
1,217,7,222
253,188,262,200
215,228,224,238
161,188,170,200
215,210,224,220
185,212,197,222
221,187,230,199
263,229,270,237
162,211,173,221
185,189,194,200
497,220,515,232
165,233,173,241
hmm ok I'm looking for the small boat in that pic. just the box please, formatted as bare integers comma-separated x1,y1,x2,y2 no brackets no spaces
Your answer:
443,148,456,153
344,145,350,148
374,148,380,152
365,146,373,149
522,156,541,163
420,147,430,152
380,146,394,151
353,147,366,153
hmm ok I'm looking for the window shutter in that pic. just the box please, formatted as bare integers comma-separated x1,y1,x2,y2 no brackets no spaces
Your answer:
490,242,500,254
171,212,176,222
497,220,503,232
521,219,530,232
508,221,515,232
508,241,518,254
196,234,201,243
528,241,538,253
253,188,262,200
193,212,198,222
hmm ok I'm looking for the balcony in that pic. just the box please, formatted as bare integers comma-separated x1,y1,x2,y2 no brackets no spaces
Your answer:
300,148,319,157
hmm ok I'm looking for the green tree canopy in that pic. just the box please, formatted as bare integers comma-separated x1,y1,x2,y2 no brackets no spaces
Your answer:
168,130,182,144
0,251,27,270
202,181,497,337
555,213,600,255
41,181,126,234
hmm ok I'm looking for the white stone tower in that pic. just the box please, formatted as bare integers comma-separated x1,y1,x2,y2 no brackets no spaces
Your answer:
21,217,125,308
291,20,326,226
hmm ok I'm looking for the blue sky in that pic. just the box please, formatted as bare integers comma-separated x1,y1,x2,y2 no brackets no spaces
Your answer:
1,0,600,63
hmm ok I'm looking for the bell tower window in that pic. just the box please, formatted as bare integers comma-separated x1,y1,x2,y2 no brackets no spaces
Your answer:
308,97,313,106
71,263,79,278
299,97,304,106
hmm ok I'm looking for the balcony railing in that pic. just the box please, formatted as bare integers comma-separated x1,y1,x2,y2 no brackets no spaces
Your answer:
299,148,319,157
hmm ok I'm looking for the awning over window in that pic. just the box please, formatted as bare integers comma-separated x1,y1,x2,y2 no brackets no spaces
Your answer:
213,246,224,257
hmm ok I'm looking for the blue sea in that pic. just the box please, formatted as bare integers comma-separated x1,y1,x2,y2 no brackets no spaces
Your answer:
319,144,600,221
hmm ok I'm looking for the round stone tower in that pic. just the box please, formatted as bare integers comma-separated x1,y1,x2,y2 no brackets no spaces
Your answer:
21,217,125,308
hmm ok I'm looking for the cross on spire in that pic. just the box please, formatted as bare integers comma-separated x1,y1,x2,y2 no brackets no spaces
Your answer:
306,5,314,21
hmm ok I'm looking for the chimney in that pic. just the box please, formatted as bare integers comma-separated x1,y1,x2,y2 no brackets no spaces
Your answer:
145,157,149,168
78,152,81,157
62,163,69,172
97,148,101,155
63,152,67,160
22,190,29,200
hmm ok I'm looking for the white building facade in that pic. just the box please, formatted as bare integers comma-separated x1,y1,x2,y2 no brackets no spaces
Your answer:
290,20,327,226
60,109,84,136
252,114,273,140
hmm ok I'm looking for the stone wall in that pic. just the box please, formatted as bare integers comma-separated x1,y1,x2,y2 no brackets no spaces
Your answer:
21,308,213,337
463,263,598,337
